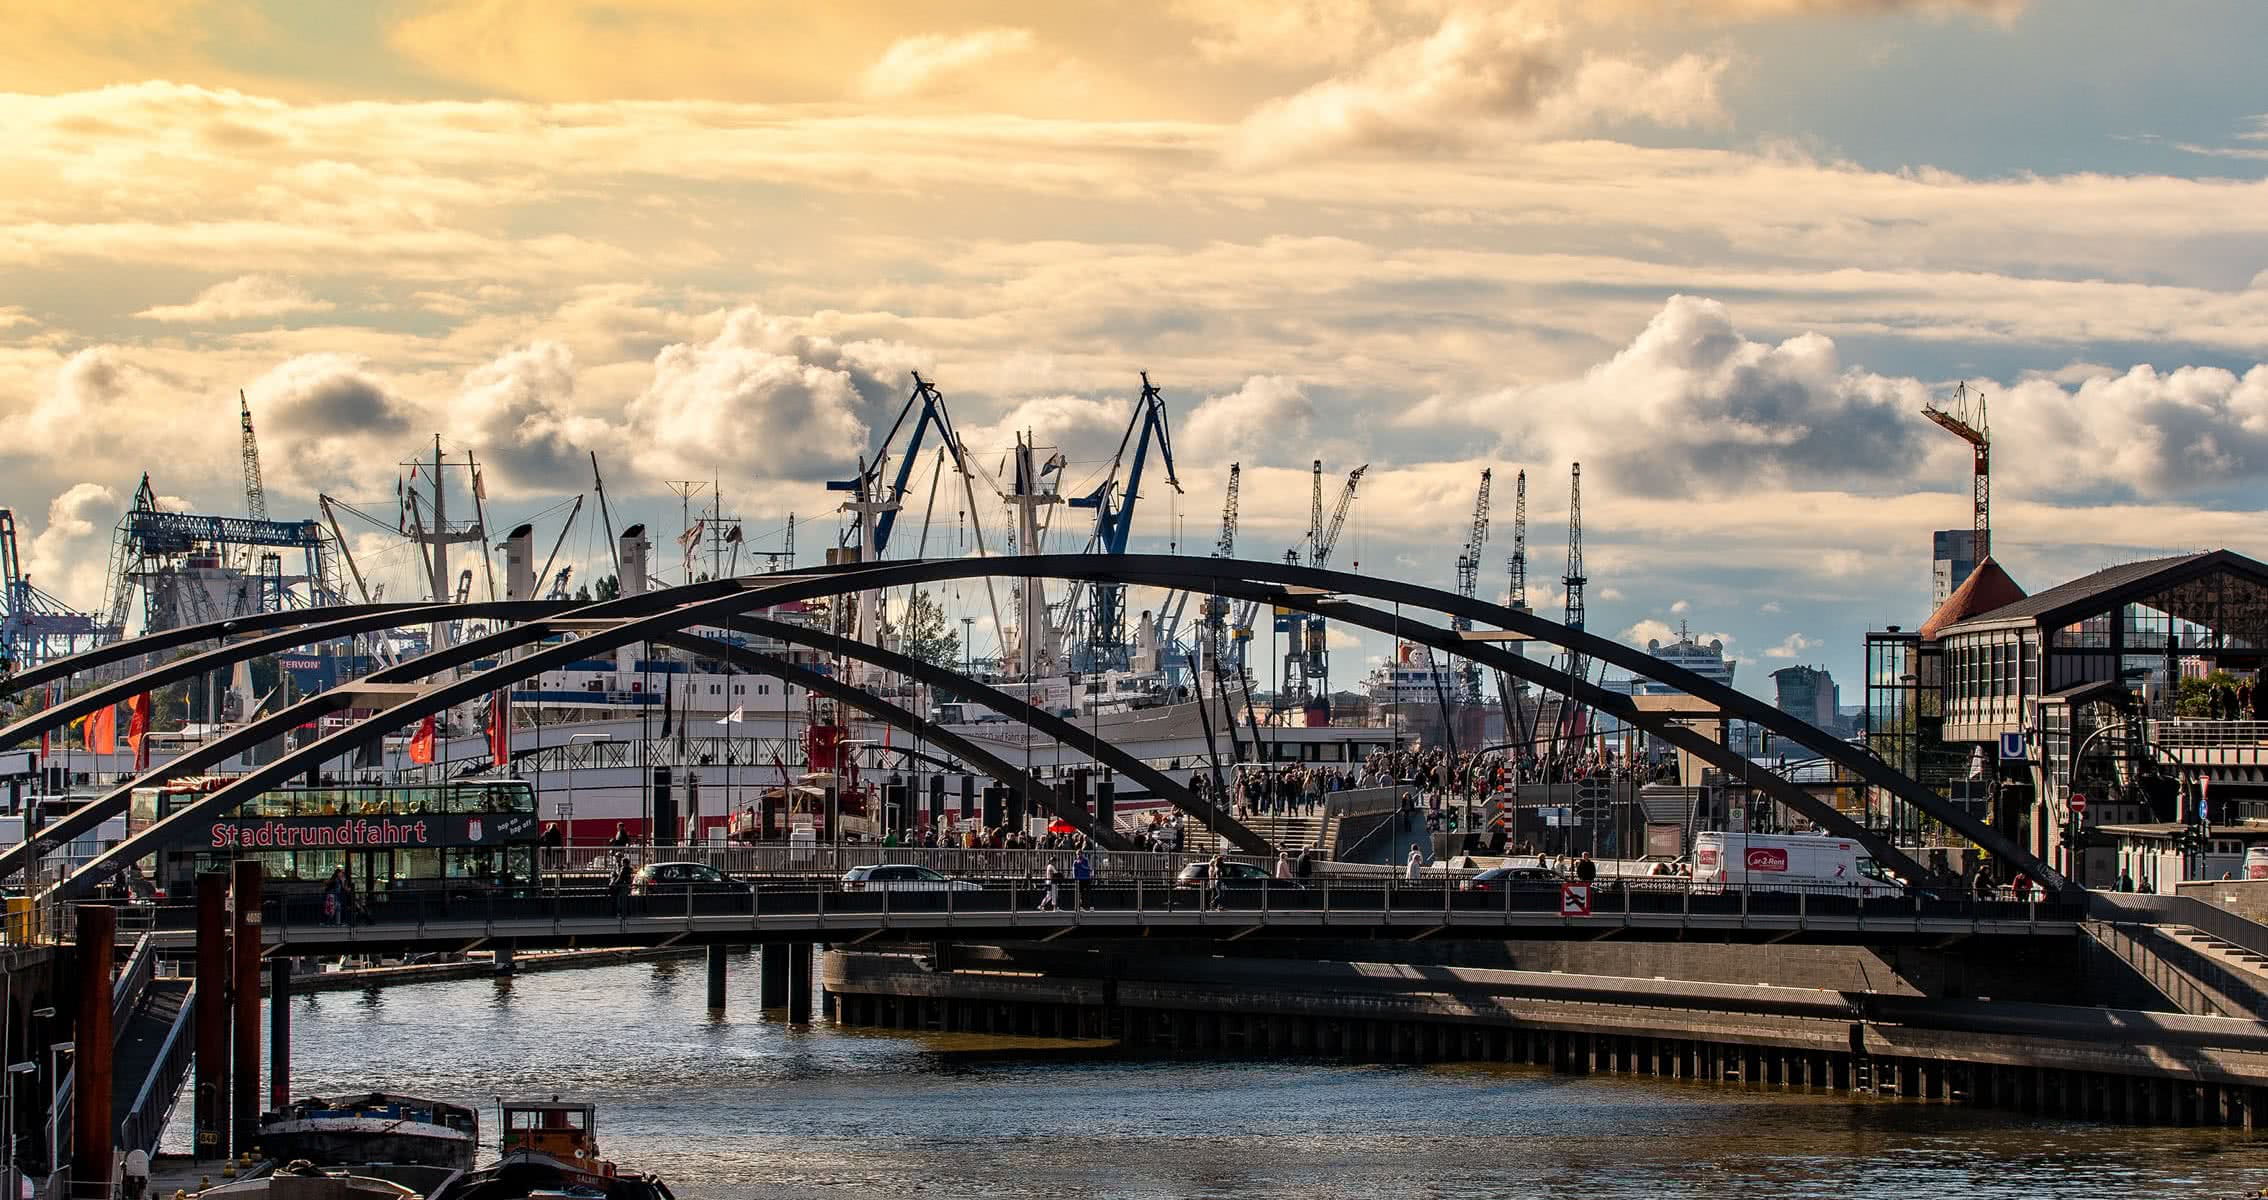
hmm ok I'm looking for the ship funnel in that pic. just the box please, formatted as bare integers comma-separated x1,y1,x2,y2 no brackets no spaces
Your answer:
619,524,649,596
504,523,536,601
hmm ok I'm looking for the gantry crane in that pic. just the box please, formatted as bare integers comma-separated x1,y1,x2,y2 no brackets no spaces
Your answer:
1279,463,1366,716
1922,381,1991,562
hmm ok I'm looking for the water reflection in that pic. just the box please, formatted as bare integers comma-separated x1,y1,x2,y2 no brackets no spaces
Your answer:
164,957,2268,1199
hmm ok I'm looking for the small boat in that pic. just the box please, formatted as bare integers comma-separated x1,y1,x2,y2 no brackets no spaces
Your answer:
255,1092,480,1171
431,1099,673,1200
193,1159,437,1198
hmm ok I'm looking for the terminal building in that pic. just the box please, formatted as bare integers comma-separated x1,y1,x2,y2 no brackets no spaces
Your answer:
1866,550,2268,892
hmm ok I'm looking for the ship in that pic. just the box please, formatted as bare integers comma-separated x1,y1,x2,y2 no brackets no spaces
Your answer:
431,1099,673,1200
253,1092,480,1172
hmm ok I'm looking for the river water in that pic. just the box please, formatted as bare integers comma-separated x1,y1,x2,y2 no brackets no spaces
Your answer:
165,953,2268,1199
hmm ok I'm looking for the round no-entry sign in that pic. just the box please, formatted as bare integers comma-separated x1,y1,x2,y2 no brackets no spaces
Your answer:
2069,794,2087,814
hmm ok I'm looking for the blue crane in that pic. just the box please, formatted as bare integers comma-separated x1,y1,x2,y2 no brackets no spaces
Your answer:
1068,373,1181,671
827,372,963,559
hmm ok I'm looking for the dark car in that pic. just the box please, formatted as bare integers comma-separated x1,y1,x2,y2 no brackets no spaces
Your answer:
1459,865,1563,893
629,861,749,895
840,864,981,892
1173,861,1287,889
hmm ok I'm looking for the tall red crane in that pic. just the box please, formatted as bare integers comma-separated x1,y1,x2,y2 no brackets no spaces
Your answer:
1922,381,1991,561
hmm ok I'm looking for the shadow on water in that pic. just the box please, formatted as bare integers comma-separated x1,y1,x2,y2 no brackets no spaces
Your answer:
176,960,2268,1200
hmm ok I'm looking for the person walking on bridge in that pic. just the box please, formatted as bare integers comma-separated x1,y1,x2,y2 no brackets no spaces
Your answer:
1072,850,1093,911
1406,845,1424,883
1576,852,1597,885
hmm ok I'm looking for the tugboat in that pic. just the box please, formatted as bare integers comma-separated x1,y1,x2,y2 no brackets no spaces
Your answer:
430,1099,674,1200
255,1092,480,1171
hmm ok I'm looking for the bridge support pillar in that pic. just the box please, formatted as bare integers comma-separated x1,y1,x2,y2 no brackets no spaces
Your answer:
71,903,116,1199
494,946,516,975
760,944,789,1008
706,944,728,1010
269,958,291,1111
231,859,263,1158
194,871,230,1159
786,943,814,1023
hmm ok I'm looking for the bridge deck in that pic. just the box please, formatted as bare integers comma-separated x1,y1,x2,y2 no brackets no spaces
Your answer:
120,881,2081,953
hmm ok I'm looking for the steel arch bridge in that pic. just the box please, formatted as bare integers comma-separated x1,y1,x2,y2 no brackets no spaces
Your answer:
1,554,2060,899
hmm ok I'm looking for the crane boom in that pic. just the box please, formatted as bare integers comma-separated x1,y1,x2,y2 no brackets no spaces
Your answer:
1509,469,1528,610
239,391,268,522
1922,380,1991,561
1311,465,1366,569
1216,462,1240,558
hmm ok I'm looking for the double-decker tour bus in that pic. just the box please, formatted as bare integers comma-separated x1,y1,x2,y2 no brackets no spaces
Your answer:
127,778,543,898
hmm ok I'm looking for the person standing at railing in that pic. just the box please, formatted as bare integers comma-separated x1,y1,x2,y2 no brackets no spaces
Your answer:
1073,850,1093,911
1405,845,1423,883
1041,861,1062,911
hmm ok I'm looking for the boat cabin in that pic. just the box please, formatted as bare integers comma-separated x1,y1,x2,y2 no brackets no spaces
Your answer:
500,1099,606,1169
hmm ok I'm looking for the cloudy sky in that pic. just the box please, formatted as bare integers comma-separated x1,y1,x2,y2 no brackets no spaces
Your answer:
6,0,2268,701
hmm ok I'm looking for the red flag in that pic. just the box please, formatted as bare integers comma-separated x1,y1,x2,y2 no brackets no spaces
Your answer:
408,716,436,765
127,693,153,771
488,692,510,768
85,705,117,756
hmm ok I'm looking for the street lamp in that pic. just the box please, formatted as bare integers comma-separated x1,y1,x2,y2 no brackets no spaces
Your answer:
45,1043,71,1177
4,1060,34,1196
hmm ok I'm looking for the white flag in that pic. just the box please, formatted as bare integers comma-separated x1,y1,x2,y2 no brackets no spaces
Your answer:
716,705,744,726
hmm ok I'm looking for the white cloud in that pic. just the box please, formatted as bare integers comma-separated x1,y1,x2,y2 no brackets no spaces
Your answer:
626,308,873,486
1179,375,1315,463
1597,585,1625,601
1759,600,1783,613
1670,598,1691,613
1765,632,1820,658
1176,0,1385,67
23,482,120,607
859,29,1037,100
1229,8,1726,165
1622,618,1674,647
449,340,594,495
135,275,333,323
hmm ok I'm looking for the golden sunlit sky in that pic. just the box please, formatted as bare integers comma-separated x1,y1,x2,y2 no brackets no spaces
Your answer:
7,0,2268,693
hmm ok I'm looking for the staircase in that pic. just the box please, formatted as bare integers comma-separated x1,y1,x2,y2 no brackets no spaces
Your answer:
1237,813,1329,854
2084,921,2268,1018
111,978,194,1157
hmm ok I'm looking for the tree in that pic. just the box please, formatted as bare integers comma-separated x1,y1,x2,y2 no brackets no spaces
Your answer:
594,575,620,601
2176,670,2240,718
884,590,960,668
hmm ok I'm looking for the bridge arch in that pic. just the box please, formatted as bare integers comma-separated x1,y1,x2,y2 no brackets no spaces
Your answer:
18,553,2048,895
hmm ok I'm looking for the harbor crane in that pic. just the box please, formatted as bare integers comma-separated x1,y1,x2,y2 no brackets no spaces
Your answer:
1067,373,1182,671
1922,381,1991,562
1278,463,1366,716
1450,469,1492,704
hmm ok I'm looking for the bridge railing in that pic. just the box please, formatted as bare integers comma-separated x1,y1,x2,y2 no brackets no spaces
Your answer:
107,872,2074,938
111,931,154,1045
537,844,1249,880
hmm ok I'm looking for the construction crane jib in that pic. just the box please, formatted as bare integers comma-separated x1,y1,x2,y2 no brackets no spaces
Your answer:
1922,381,1991,563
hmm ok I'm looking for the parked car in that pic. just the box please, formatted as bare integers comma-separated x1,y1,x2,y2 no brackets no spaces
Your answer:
1173,861,1293,890
629,862,749,895
1460,865,1562,893
840,864,982,892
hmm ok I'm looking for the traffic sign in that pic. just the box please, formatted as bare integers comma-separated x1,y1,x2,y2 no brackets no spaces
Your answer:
2068,794,2087,814
1999,731,2028,762
1560,883,1592,917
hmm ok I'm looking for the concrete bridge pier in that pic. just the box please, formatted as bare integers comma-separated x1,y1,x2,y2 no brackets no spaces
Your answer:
759,943,789,1008
786,943,813,1024
706,944,728,1010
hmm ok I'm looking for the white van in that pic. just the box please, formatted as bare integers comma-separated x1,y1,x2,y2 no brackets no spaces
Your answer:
1691,832,1906,898
2246,844,2268,881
